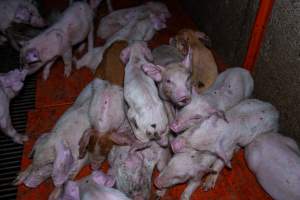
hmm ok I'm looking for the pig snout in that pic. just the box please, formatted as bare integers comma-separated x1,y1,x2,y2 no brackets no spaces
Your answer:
169,120,182,133
171,138,186,153
31,16,47,27
24,49,40,64
176,95,191,106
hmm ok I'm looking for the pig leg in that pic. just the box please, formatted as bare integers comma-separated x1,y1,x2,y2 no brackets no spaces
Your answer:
88,23,94,53
107,0,113,12
42,60,55,80
157,148,171,172
48,186,64,200
12,164,33,185
181,179,201,200
0,110,28,144
62,48,73,77
202,159,224,191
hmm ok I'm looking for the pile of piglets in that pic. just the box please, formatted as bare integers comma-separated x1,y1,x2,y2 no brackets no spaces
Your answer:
5,1,299,200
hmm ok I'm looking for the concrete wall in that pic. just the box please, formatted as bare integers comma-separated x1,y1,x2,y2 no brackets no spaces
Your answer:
181,0,259,66
181,0,300,142
254,0,300,142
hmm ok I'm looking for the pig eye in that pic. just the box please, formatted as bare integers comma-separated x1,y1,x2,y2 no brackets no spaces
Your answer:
166,79,171,84
191,115,202,120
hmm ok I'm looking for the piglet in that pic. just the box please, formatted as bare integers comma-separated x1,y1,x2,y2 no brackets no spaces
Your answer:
121,41,168,143
0,69,28,144
0,0,45,50
245,133,300,200
58,170,131,200
13,79,126,193
170,67,253,133
108,141,171,200
155,149,218,200
170,29,217,93
170,99,279,192
97,1,170,39
77,12,168,71
20,2,96,80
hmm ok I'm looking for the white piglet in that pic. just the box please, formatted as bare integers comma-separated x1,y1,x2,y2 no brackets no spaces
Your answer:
245,133,300,200
20,2,96,80
122,41,168,143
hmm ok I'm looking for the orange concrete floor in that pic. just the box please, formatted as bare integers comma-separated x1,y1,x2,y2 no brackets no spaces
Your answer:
17,0,271,199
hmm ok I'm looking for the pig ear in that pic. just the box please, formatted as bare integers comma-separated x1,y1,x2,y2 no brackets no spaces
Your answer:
182,47,192,71
109,131,135,145
150,13,166,30
142,63,164,82
78,129,92,159
52,141,74,186
120,46,131,64
92,171,115,187
195,31,211,47
15,6,30,23
191,86,198,96
89,0,101,10
63,181,80,200
169,37,177,47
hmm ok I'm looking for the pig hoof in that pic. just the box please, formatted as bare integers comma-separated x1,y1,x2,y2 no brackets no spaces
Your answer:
13,134,29,144
202,174,218,191
42,72,49,80
64,69,71,77
180,193,191,200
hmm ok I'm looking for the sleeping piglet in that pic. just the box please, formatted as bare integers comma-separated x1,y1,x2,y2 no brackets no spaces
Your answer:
20,2,96,80
155,149,218,200
13,79,126,193
76,11,168,72
245,133,300,200
59,170,131,200
0,69,28,143
171,99,279,168
122,41,168,143
108,142,171,200
170,67,253,133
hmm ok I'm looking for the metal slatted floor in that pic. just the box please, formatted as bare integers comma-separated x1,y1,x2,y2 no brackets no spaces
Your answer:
0,75,36,200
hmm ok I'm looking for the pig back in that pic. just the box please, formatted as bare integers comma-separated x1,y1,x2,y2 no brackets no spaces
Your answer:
227,99,279,146
94,41,128,86
56,2,93,45
152,44,183,66
203,67,254,110
245,133,300,200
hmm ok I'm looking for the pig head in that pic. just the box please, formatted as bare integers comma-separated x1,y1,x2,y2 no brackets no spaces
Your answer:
108,145,151,200
142,47,193,107
0,69,27,98
122,41,168,143
14,2,46,27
